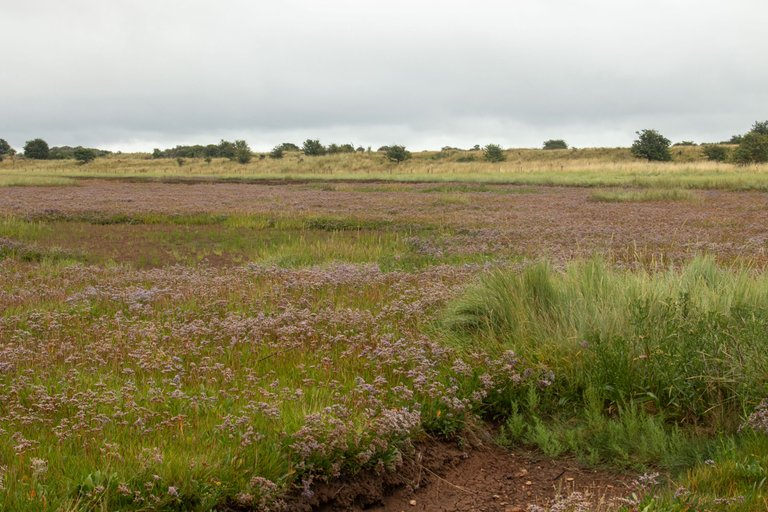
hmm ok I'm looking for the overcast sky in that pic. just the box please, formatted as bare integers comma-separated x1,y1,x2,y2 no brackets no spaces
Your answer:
1,0,766,152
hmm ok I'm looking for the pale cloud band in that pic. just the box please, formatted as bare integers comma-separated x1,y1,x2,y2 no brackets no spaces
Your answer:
1,0,765,151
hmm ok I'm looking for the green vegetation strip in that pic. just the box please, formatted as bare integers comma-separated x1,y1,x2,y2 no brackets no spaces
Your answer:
445,257,768,510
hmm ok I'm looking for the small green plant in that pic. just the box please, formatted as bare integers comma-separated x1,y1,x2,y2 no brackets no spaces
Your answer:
483,144,506,162
176,157,185,167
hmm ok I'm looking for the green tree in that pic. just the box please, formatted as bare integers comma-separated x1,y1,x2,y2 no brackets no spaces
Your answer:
302,139,327,156
385,145,411,163
269,145,284,159
0,139,10,162
278,142,300,152
234,140,252,164
483,144,506,162
751,120,768,135
218,140,236,160
24,138,50,160
631,129,671,161
543,139,568,150
733,131,768,165
702,144,730,162
73,147,96,164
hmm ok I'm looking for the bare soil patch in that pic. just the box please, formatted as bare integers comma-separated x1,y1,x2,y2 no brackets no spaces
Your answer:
290,438,636,512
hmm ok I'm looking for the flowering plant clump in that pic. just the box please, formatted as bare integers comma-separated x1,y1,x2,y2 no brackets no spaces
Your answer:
744,399,768,434
0,260,537,511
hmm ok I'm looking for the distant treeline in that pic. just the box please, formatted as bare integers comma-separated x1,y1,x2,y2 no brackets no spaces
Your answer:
3,122,766,165
49,146,112,160
151,140,367,159
152,140,246,159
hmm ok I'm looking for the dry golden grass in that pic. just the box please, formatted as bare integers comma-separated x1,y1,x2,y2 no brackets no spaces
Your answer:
3,146,765,190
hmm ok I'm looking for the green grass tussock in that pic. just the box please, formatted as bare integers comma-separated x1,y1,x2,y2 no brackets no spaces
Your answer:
445,258,768,508
446,257,768,428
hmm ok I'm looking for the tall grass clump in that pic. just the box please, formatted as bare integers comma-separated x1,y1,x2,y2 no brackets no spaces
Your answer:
446,257,768,460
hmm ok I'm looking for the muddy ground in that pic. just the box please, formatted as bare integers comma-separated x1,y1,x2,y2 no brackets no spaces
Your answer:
301,437,637,512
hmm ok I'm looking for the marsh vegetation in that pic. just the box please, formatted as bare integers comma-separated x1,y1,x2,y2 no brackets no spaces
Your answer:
1,151,767,510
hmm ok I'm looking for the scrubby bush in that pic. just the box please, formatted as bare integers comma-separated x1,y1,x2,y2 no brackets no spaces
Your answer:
702,144,730,162
73,147,96,164
234,140,252,164
733,131,768,165
218,140,237,160
303,139,327,156
385,145,411,163
543,139,568,150
327,143,355,154
483,144,506,162
631,129,671,161
269,145,284,159
0,139,10,161
24,138,50,160
277,142,300,152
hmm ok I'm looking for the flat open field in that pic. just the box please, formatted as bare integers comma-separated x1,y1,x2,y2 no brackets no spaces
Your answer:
2,180,768,268
2,163,768,511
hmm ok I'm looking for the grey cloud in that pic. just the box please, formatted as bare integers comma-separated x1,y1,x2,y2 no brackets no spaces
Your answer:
2,0,766,151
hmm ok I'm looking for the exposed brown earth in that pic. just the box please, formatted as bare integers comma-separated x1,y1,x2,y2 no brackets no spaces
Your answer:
295,438,637,512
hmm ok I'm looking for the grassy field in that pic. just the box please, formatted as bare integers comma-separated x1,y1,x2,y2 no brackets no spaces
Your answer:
3,146,768,191
1,156,768,510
